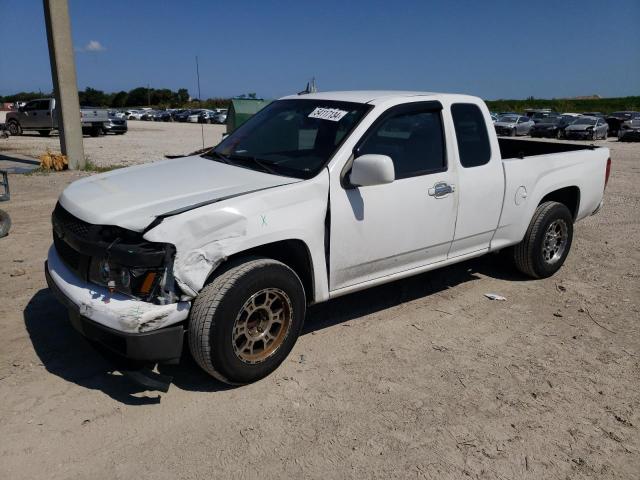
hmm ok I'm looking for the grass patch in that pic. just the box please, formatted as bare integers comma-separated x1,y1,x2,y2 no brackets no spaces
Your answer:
80,160,127,172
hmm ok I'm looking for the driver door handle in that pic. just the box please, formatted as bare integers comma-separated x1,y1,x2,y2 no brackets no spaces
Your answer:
428,182,455,198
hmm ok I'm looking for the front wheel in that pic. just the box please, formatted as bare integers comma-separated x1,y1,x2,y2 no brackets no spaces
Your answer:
189,257,306,385
511,201,573,279
7,121,21,136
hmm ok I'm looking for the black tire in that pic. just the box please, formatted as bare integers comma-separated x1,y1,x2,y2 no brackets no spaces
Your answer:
189,257,306,385
512,201,573,279
0,209,11,238
90,127,101,137
7,121,21,136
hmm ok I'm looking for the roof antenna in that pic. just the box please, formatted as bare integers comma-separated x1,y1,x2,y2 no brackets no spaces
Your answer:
298,77,318,95
196,55,204,149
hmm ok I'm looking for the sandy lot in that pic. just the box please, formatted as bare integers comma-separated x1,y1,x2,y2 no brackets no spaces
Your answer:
0,120,227,167
0,124,638,479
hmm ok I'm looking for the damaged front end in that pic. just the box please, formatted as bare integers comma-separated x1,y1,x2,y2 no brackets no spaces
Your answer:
52,203,180,305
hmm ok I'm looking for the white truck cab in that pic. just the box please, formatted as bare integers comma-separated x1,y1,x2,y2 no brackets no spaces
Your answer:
45,91,610,386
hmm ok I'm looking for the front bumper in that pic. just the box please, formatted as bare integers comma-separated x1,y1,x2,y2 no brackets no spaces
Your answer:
565,130,592,139
619,130,640,141
104,123,127,133
45,246,190,363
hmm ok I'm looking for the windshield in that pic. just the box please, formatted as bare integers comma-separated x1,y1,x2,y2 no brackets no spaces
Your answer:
205,99,371,179
498,115,518,123
574,117,597,126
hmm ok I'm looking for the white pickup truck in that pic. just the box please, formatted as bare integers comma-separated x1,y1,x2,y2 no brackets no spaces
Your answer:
6,98,108,137
45,91,610,386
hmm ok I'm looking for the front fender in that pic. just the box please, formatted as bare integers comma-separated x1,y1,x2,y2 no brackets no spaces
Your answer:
144,171,330,301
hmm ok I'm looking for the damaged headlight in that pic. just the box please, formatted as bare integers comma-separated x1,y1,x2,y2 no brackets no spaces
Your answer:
89,258,165,301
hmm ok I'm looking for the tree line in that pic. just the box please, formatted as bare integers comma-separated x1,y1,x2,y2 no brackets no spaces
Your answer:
486,96,640,115
0,87,232,109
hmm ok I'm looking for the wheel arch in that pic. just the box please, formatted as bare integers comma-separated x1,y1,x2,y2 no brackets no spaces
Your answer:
207,239,316,304
538,186,580,220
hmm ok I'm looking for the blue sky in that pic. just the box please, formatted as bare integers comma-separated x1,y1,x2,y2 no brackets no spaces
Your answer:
1,0,638,100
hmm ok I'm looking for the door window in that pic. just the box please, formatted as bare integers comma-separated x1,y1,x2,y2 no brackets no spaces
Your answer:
357,108,445,179
451,103,491,168
23,101,38,111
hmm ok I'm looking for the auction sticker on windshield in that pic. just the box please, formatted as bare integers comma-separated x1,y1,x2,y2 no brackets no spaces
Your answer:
308,107,349,122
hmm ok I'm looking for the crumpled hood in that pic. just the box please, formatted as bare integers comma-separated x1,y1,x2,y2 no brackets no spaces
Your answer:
59,155,300,231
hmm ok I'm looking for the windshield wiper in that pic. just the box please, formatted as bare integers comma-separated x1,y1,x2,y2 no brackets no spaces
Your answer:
229,154,280,175
204,150,232,165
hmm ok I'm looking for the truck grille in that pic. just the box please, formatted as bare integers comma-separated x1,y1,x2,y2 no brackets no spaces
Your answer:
53,204,91,238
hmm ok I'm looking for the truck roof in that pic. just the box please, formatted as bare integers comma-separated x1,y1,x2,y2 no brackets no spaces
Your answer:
279,90,476,105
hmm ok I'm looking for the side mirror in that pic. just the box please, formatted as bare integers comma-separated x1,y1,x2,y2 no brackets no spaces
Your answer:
349,154,395,187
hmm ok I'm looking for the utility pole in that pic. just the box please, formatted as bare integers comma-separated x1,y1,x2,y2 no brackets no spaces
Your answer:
43,0,85,169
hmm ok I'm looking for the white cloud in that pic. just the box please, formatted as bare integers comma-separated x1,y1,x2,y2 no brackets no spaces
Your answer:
77,40,106,52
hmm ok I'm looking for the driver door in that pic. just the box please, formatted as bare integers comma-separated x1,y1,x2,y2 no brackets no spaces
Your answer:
329,102,458,291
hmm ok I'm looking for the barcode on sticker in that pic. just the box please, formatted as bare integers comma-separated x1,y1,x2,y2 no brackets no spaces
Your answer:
308,107,349,122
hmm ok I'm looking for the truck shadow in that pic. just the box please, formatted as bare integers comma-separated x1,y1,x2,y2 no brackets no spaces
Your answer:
24,254,526,403
304,253,526,333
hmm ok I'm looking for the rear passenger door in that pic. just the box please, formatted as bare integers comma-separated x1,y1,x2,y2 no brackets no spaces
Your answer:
447,103,505,257
329,102,458,291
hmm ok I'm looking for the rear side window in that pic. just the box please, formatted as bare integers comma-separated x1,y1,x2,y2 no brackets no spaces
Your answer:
358,109,445,179
451,103,491,168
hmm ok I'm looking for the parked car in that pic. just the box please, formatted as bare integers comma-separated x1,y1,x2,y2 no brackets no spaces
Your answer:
170,109,188,121
605,111,640,137
141,110,158,121
618,118,640,141
525,108,558,123
152,110,173,122
173,110,194,122
197,110,217,124
5,98,107,137
530,111,559,123
103,111,128,135
494,114,535,136
213,110,228,124
187,110,206,123
564,116,608,140
126,110,145,120
529,115,577,139
45,90,610,386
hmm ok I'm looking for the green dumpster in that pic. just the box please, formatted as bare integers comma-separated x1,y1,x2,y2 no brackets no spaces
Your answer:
226,98,272,133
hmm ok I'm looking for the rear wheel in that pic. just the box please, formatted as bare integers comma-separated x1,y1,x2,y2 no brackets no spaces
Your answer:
189,257,306,385
511,201,573,279
7,121,21,136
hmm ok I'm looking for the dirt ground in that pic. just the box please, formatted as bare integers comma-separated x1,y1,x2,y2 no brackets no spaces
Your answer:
0,123,638,479
0,119,226,167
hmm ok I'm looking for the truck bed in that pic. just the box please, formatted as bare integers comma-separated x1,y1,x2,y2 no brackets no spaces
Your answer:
498,138,598,160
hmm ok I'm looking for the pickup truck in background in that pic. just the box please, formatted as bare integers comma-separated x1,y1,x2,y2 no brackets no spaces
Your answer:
45,91,610,386
5,98,108,137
